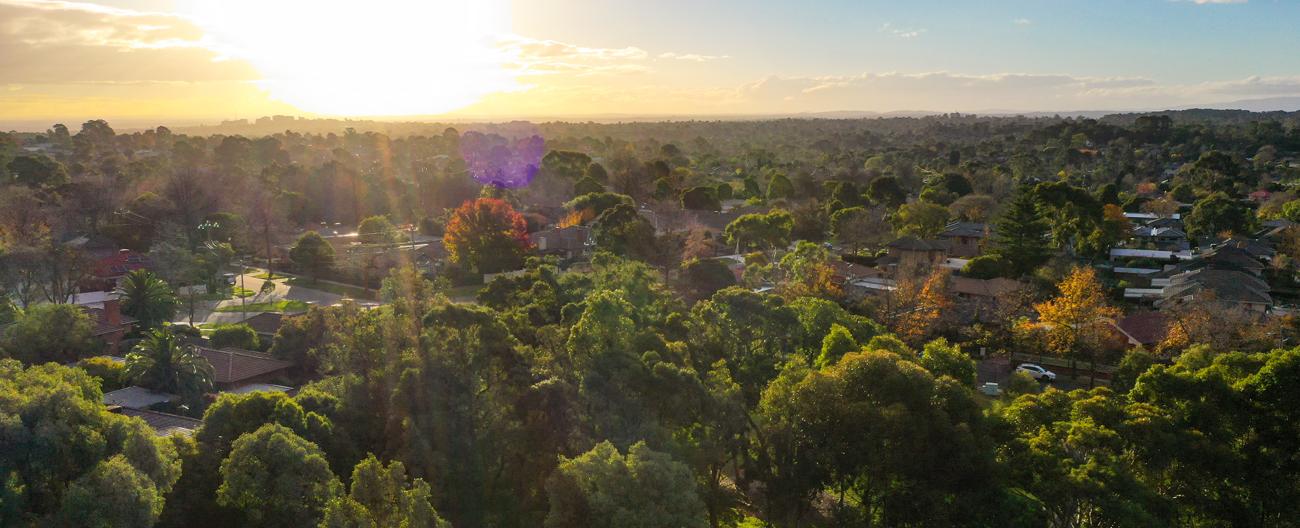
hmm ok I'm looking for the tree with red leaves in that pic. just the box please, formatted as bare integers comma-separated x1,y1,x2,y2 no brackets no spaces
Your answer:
443,198,531,274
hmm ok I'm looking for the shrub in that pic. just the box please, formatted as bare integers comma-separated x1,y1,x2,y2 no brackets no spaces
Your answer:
78,357,128,392
211,323,259,351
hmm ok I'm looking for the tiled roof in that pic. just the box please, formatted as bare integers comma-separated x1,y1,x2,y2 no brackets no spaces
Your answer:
949,276,1025,298
241,312,286,336
115,408,201,436
92,250,150,278
1162,269,1272,305
939,222,989,239
196,347,293,384
1115,312,1168,346
887,236,950,252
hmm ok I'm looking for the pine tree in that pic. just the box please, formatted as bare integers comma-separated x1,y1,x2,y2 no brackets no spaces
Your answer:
991,185,1050,276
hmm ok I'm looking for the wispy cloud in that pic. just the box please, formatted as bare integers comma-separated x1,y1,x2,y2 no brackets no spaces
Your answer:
658,52,730,62
880,22,926,39
1012,18,1032,25
1179,0,1247,4
0,0,256,83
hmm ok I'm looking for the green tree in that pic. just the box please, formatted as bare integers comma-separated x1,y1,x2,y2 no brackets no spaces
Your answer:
574,176,605,196
319,455,450,528
767,173,794,200
724,210,793,251
0,360,180,526
891,202,950,238
867,176,907,208
919,338,976,386
1185,192,1253,238
682,186,722,211
815,323,858,368
119,269,178,331
6,154,68,188
1,303,99,364
990,185,1050,276
59,456,165,528
1110,348,1155,394
218,423,341,527
356,215,399,245
593,203,658,261
678,258,736,302
124,328,214,403
211,323,259,351
545,441,707,528
291,231,336,282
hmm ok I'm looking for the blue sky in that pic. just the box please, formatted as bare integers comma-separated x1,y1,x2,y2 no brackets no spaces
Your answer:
2,0,1299,126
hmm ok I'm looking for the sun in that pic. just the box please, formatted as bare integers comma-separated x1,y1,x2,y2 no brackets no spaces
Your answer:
179,0,515,117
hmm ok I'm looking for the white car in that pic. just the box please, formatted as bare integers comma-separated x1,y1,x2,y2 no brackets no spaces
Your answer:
979,382,1002,396
1015,363,1056,382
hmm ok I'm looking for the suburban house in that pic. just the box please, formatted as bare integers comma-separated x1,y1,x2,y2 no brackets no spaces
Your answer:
948,276,1026,322
86,249,150,291
83,297,136,355
196,346,294,392
532,225,593,259
937,222,989,258
1154,269,1272,313
1130,225,1190,251
881,237,950,276
828,259,886,285
1112,312,1169,349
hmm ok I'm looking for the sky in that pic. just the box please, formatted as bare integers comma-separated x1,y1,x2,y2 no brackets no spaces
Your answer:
2,0,1300,129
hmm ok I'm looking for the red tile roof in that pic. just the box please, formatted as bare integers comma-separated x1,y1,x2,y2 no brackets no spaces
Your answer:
1115,312,1169,346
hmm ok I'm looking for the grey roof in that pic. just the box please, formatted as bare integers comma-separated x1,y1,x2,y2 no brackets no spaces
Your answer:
116,408,201,436
1137,226,1187,239
939,222,989,239
1151,245,1265,278
103,386,176,410
1161,269,1271,305
887,236,951,252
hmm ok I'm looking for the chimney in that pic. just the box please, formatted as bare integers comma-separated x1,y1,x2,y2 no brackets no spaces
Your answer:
103,297,121,327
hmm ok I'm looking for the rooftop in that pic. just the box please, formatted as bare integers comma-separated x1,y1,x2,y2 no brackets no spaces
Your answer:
938,222,989,239
887,236,950,252
196,347,293,384
114,408,202,436
103,386,176,410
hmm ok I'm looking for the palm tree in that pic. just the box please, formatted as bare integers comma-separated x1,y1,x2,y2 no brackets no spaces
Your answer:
118,269,178,331
124,328,214,402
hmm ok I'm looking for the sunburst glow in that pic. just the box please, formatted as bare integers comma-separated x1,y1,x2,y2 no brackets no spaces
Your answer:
178,0,515,116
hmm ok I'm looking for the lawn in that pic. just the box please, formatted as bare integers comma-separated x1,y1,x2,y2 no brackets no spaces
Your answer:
214,300,310,313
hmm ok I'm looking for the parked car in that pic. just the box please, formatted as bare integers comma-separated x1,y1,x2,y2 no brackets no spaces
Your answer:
1015,363,1056,382
979,382,1002,396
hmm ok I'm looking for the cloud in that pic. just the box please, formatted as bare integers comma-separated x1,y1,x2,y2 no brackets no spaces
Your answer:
725,71,1300,113
0,0,257,83
498,35,726,77
880,22,926,39
1182,0,1247,4
657,52,730,62
1012,18,1032,25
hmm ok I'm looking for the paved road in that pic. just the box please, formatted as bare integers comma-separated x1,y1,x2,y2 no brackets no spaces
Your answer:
173,271,345,327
